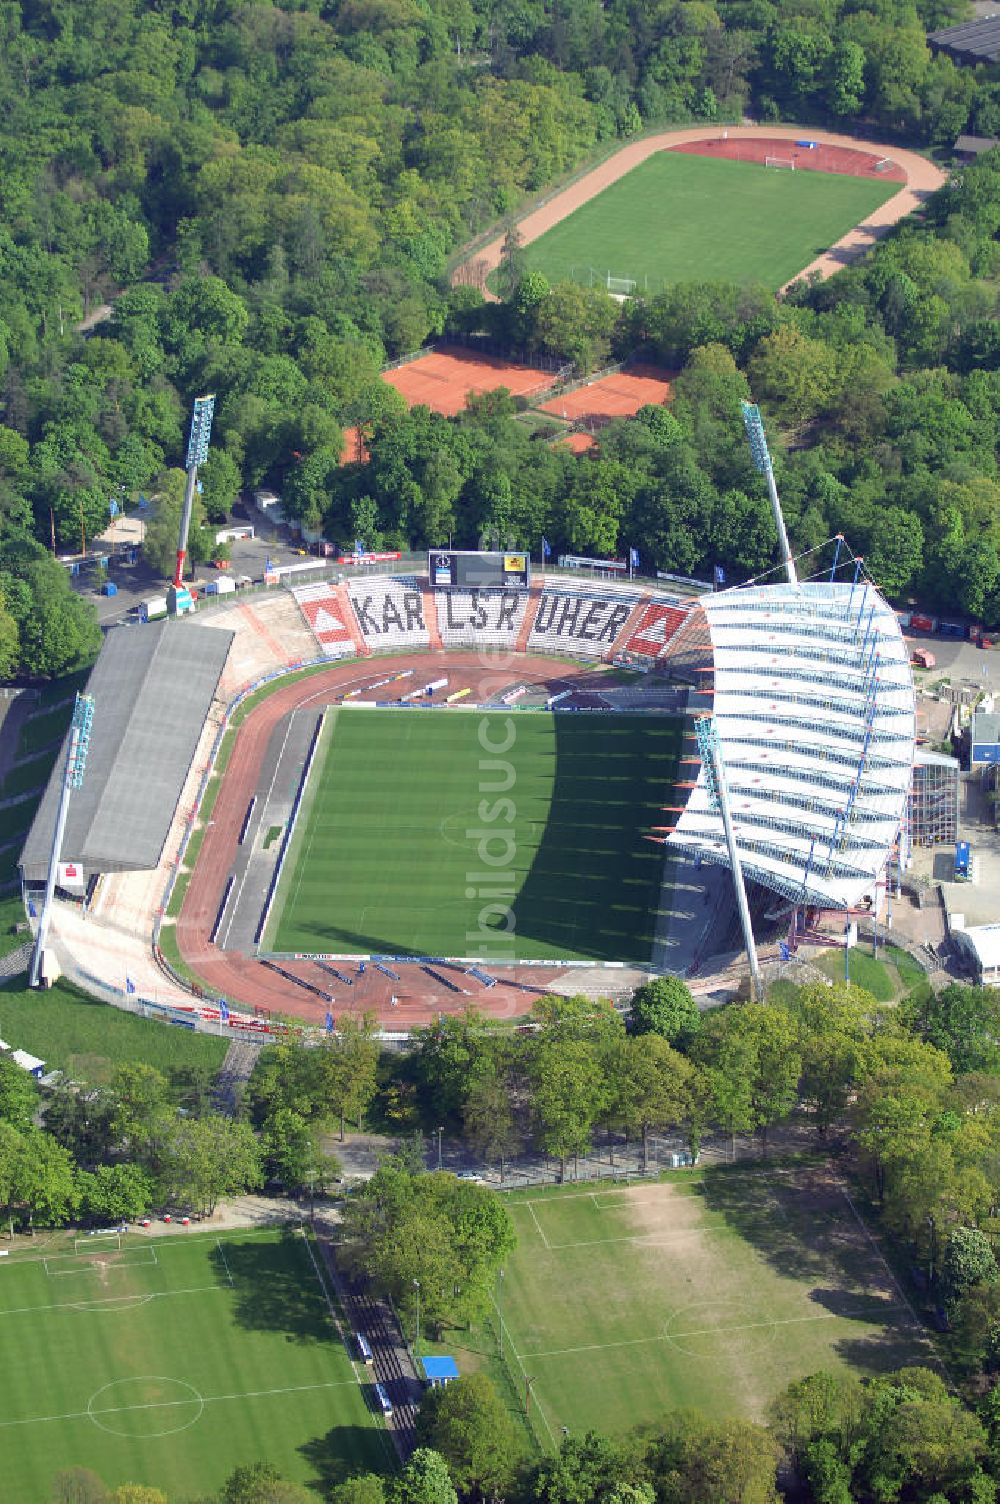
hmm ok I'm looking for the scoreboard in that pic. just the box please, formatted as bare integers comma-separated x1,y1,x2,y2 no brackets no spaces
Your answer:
428,550,530,590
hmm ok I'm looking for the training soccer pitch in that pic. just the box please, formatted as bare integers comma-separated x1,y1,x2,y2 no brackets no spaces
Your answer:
523,152,899,292
267,708,682,962
495,1169,935,1439
0,1227,388,1501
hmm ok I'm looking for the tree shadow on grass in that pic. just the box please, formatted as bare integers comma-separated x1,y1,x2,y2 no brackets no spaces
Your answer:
299,1423,391,1492
699,1169,937,1371
833,1324,939,1376
807,1283,892,1318
210,1229,337,1346
699,1167,839,1285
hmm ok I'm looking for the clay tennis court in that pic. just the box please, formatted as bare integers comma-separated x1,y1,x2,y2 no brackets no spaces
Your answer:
382,346,553,416
541,365,673,425
560,432,597,453
340,425,370,464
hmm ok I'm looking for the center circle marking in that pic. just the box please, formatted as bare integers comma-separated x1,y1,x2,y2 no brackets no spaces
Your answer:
87,1376,205,1437
663,1300,778,1359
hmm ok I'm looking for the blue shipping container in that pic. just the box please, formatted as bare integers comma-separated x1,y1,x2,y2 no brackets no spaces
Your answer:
955,841,971,879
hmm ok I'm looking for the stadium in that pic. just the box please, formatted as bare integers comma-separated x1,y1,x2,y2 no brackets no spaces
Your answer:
18,123,934,1036
19,535,915,1034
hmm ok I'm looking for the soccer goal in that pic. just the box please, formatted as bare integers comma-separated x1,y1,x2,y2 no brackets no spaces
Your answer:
45,1246,157,1278
764,156,795,170
606,274,637,296
75,1233,122,1254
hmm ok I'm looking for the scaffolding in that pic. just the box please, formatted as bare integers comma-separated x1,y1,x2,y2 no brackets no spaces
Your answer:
909,749,959,846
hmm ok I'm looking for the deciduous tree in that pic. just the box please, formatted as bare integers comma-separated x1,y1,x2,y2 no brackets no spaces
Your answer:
416,1373,522,1498
628,977,700,1048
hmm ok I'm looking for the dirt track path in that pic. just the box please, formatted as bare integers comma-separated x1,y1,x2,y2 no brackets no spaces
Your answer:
454,125,946,295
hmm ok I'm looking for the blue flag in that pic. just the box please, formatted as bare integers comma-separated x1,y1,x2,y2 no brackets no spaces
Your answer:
109,499,118,517
219,999,230,1022
354,539,365,557
325,1010,334,1033
541,536,551,560
28,899,37,919
714,564,726,586
629,547,640,570
265,557,274,572
125,976,136,995
779,942,790,961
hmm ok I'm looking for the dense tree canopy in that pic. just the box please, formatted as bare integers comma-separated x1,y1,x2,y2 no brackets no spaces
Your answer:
0,0,998,677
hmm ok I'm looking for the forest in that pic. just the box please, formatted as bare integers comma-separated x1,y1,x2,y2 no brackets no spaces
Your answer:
0,0,999,679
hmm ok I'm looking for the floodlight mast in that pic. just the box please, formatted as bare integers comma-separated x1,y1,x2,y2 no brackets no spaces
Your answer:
741,402,797,588
173,395,216,589
695,715,762,1000
29,693,95,989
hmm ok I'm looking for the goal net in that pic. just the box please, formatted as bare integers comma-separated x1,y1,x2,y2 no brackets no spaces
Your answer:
45,1246,157,1278
764,156,795,170
75,1233,122,1254
606,275,637,296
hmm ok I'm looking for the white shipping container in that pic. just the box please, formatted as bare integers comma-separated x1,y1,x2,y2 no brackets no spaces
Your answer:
205,576,237,595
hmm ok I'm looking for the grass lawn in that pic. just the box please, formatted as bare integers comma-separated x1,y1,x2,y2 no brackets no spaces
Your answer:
0,1226,389,1501
814,942,927,1002
17,702,74,759
522,152,898,292
0,976,227,1085
494,1169,934,1440
266,708,682,962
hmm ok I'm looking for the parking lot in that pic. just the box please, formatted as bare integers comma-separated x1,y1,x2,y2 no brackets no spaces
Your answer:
73,502,313,627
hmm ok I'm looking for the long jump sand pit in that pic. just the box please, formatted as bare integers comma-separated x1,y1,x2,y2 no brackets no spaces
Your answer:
383,347,554,416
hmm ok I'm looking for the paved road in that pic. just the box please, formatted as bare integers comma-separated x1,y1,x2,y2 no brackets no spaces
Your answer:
907,633,996,690
315,1215,420,1461
73,521,314,629
212,1038,261,1114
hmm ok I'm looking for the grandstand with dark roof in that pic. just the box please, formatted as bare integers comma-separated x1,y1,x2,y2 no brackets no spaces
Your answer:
20,621,232,889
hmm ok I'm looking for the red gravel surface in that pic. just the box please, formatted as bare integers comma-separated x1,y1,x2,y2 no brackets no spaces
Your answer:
540,364,674,425
175,653,622,1028
670,135,907,182
383,347,553,416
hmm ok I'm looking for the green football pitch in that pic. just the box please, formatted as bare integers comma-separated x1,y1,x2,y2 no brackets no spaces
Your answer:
0,1227,389,1501
493,1169,934,1439
267,708,682,961
522,152,899,292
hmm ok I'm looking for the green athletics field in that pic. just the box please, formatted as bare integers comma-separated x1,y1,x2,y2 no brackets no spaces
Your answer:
0,1227,389,1501
267,708,682,961
494,1169,934,1441
523,152,899,292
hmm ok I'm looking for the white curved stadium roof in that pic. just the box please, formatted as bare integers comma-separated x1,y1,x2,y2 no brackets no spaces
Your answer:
666,581,915,910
